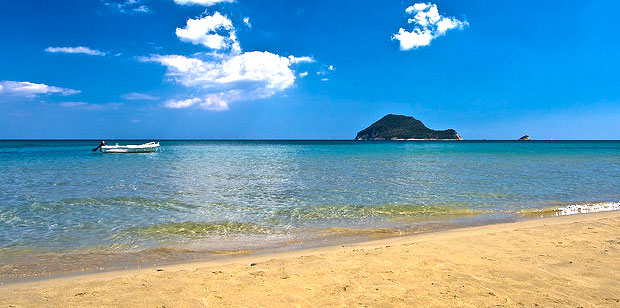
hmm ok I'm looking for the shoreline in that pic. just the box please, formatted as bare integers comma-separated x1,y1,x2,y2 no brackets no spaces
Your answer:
0,210,519,284
2,210,620,306
1,203,613,284
0,207,570,284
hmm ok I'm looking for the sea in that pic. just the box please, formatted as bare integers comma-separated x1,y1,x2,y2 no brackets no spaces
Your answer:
1,140,619,282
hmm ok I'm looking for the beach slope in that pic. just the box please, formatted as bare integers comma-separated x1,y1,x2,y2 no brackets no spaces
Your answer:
2,211,620,307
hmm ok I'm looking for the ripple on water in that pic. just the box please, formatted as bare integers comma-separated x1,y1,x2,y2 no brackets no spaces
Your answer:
271,204,486,222
123,221,277,239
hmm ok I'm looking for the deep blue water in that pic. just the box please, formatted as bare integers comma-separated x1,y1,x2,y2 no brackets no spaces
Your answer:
1,140,619,278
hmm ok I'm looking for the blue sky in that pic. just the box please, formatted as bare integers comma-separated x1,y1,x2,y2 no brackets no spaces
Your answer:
1,0,620,139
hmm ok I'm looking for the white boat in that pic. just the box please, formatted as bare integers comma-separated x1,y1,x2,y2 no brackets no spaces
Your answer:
99,142,160,153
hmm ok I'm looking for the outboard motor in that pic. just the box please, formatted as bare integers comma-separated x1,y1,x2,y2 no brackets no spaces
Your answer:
92,141,106,152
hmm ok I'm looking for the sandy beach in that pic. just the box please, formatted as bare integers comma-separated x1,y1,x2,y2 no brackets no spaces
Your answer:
2,211,619,307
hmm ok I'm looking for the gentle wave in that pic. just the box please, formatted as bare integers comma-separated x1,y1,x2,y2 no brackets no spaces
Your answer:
127,221,275,238
520,202,620,217
273,204,485,221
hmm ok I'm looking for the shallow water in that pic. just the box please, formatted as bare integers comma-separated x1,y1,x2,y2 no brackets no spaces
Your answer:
1,140,619,281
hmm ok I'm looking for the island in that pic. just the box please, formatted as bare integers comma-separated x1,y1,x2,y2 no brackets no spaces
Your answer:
355,114,462,140
518,135,530,140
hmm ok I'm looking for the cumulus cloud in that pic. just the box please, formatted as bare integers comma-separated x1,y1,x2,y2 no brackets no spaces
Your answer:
121,92,159,100
143,52,296,93
0,81,80,98
392,2,468,50
142,11,315,111
142,51,301,110
103,0,150,13
175,12,240,52
243,17,251,28
173,0,234,6
45,46,107,56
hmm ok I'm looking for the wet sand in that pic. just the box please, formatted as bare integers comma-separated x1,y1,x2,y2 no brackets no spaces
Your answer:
1,211,620,307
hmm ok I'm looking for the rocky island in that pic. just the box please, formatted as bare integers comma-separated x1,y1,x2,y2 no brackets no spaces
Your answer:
355,114,462,140
518,135,530,140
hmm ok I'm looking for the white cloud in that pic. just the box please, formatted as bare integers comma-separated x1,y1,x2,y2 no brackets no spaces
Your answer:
392,2,468,50
198,94,230,110
60,101,122,110
142,9,316,111
59,102,88,107
288,55,315,64
173,0,234,6
0,81,80,98
406,2,430,14
392,28,434,50
45,46,107,56
243,17,251,28
103,0,150,14
121,92,159,100
139,55,203,73
143,51,299,110
321,78,329,82
164,96,228,110
144,52,296,92
299,71,308,77
133,5,149,12
316,64,335,76
176,12,240,52
164,97,201,108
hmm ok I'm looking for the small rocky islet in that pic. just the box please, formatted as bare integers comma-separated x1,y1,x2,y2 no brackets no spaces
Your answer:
355,114,462,140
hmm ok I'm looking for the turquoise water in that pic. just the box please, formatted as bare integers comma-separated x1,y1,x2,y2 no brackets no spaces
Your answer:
1,140,619,279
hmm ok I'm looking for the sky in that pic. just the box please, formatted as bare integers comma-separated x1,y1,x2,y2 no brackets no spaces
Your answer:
1,0,620,140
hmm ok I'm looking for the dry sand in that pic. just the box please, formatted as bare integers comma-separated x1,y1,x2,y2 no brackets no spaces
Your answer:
2,211,620,307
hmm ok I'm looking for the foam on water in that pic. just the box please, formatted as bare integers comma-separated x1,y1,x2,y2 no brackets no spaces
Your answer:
521,202,620,217
552,202,620,216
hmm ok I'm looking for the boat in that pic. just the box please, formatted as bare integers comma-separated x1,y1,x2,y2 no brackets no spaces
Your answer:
93,141,160,153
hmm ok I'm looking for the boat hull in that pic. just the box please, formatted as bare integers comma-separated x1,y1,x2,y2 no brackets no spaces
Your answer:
100,142,160,153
